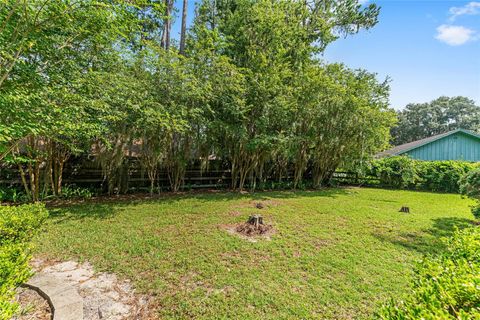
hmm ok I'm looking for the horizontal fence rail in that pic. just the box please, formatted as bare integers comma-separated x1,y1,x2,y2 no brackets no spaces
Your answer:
0,159,380,191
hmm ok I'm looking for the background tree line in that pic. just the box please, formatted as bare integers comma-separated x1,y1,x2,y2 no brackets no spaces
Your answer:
391,96,480,145
0,0,396,201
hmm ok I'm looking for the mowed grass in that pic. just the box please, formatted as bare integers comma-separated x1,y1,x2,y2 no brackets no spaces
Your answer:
34,188,474,319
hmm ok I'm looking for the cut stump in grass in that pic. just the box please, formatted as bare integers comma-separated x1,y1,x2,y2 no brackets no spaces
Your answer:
255,202,265,209
235,215,272,236
399,206,410,213
248,214,263,226
222,214,275,242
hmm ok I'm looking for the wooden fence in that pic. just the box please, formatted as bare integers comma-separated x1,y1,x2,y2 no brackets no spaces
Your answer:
0,158,380,191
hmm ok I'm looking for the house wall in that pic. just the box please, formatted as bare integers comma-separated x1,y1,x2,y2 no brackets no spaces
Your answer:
403,132,480,161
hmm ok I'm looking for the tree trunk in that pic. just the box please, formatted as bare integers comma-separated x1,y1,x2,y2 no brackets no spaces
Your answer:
17,164,31,200
57,160,65,195
294,144,308,189
162,0,174,50
179,0,188,55
48,144,55,196
34,161,40,201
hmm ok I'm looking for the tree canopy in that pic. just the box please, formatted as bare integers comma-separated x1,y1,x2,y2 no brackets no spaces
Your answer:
391,96,480,145
0,0,396,199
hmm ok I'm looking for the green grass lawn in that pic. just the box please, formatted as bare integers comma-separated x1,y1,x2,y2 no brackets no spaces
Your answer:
34,188,475,319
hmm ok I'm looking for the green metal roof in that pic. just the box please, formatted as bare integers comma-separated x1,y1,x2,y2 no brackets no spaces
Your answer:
378,129,480,157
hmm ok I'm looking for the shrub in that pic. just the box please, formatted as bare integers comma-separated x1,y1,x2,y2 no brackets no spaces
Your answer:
376,227,480,319
0,243,31,319
0,185,93,203
0,187,28,203
459,168,480,219
417,161,475,193
368,157,477,193
0,204,48,320
59,186,93,200
368,156,418,189
0,204,49,244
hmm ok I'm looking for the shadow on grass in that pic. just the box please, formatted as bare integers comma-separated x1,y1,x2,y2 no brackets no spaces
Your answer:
373,217,474,255
47,203,126,223
46,188,352,223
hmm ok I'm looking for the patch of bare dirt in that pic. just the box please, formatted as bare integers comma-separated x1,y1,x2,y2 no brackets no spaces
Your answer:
235,222,272,236
32,259,155,320
222,223,275,242
13,287,51,320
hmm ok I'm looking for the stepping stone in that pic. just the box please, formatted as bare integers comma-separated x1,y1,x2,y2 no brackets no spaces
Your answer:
26,273,84,320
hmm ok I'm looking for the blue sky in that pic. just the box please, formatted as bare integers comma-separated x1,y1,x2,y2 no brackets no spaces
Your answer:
323,0,480,109
172,1,480,110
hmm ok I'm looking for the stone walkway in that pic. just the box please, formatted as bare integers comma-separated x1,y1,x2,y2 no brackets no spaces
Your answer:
27,273,83,320
30,260,152,320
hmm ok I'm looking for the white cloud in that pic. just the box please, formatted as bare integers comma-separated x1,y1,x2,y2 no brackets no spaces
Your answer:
358,0,369,5
435,24,476,46
449,2,480,21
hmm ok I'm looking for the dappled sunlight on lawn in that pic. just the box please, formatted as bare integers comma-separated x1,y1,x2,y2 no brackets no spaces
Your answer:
35,188,474,319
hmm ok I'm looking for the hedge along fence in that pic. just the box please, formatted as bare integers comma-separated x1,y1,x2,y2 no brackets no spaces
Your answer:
0,204,48,320
366,156,480,193
376,227,480,319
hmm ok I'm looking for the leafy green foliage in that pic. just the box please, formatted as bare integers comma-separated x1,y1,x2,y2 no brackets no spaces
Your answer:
0,187,27,203
377,227,480,319
369,157,478,192
369,156,418,188
460,168,480,219
391,96,480,145
59,186,93,200
418,161,476,193
1,0,396,196
293,64,395,188
0,204,48,244
0,242,31,320
0,0,129,145
0,204,48,320
190,0,393,190
0,0,145,200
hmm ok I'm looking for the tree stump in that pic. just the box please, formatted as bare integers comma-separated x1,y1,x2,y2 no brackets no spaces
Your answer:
247,215,263,227
235,214,271,236
255,202,265,209
399,206,410,213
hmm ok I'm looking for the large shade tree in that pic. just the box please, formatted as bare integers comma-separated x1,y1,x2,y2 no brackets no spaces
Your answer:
292,63,395,188
191,0,390,190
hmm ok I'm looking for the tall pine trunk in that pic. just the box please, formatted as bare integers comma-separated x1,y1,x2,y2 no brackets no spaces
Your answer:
162,0,174,50
179,0,188,55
